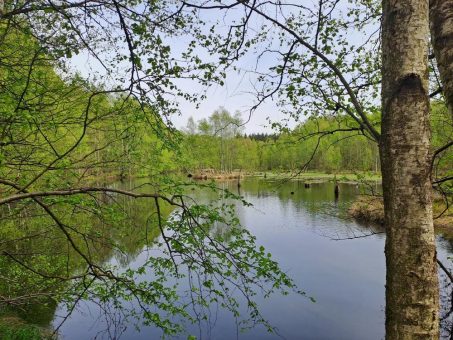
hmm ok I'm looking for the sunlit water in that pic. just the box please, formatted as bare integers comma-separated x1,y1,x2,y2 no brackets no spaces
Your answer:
52,178,453,339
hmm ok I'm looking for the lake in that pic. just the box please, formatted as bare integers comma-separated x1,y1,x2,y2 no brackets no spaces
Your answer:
51,177,453,339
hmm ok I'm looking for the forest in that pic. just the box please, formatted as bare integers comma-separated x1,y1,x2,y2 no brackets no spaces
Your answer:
0,1,453,340
182,105,451,174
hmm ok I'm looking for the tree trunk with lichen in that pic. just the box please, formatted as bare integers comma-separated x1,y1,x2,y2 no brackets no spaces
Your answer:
430,0,453,119
381,0,439,338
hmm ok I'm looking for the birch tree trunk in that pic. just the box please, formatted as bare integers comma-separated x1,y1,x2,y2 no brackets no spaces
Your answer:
381,0,439,338
430,0,453,119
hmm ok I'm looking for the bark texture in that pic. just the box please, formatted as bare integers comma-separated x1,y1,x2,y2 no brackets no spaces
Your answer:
381,0,439,338
430,0,453,118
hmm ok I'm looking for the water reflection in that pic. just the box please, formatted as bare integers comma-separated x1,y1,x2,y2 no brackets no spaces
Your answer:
2,177,452,339
55,178,389,339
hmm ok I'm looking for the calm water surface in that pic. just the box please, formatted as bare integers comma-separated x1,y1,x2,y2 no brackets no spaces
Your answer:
53,178,453,339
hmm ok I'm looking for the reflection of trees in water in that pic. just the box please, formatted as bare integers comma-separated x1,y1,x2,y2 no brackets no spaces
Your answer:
60,298,129,340
0,182,167,328
1,178,299,338
71,267,246,340
4,177,448,338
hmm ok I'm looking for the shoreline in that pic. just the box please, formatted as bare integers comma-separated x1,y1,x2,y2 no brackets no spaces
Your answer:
348,195,453,232
188,171,382,184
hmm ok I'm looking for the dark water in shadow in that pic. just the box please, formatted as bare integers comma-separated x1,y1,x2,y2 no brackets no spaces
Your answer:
52,177,452,340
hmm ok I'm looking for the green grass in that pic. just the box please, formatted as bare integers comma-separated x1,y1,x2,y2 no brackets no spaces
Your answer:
0,317,53,340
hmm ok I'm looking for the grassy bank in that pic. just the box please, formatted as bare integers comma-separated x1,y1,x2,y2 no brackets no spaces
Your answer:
0,317,53,340
348,195,453,231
